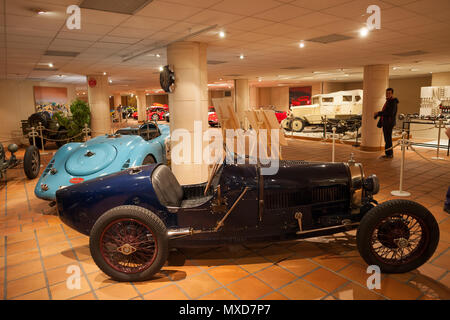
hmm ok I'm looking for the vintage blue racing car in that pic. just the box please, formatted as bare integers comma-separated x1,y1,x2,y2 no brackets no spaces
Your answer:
55,157,440,282
35,122,169,201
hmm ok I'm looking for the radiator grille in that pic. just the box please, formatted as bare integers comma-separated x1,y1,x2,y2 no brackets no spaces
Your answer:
264,190,308,210
312,185,347,202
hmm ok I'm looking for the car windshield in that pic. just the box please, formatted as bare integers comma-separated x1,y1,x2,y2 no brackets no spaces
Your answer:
115,129,139,136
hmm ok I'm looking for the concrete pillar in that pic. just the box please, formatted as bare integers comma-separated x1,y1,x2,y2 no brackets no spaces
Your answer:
234,79,250,128
360,65,390,151
167,41,209,185
136,90,147,122
87,75,111,136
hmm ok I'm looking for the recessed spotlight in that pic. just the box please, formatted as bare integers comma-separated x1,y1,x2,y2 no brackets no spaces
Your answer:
299,41,305,48
219,31,226,38
48,63,53,68
103,72,107,75
219,78,223,81
359,27,369,37
239,54,245,60
410,68,419,72
156,54,161,58
159,66,164,71
258,77,262,82
109,79,112,83
36,9,47,15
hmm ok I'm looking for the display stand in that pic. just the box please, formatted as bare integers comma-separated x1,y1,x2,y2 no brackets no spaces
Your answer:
391,132,411,197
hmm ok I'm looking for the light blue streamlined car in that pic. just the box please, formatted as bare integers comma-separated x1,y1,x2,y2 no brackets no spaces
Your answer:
35,122,170,201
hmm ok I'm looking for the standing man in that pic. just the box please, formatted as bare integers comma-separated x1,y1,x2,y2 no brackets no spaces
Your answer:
374,88,399,159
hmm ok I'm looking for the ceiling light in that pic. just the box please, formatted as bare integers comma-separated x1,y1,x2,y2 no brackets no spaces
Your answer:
239,54,245,60
159,66,164,71
359,27,369,37
48,63,53,68
410,68,419,72
103,72,107,75
36,9,47,15
392,67,398,70
109,79,112,83
156,54,161,58
258,77,262,82
219,78,223,81
299,41,305,48
219,31,226,38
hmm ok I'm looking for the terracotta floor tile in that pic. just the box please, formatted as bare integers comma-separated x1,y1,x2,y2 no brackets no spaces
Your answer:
7,239,37,255
79,257,100,274
70,292,97,300
277,256,319,277
207,265,249,286
43,251,77,270
374,277,422,300
289,241,326,258
234,255,273,274
5,230,35,244
143,284,189,300
7,272,46,299
303,268,348,293
431,251,450,270
37,233,67,247
12,288,49,300
87,271,117,290
131,272,173,294
7,249,40,267
260,291,288,300
311,253,352,272
21,222,49,232
40,241,72,257
163,260,203,280
35,225,62,238
95,283,139,300
226,275,273,300
279,279,327,300
254,265,297,289
72,245,91,261
199,288,238,300
437,273,450,288
333,282,385,300
408,274,450,300
49,276,91,300
256,244,295,263
7,259,43,281
338,262,381,287
176,273,221,299
46,263,80,286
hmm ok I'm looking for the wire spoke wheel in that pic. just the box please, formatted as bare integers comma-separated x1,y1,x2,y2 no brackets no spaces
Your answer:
357,200,439,273
100,218,157,274
370,213,427,266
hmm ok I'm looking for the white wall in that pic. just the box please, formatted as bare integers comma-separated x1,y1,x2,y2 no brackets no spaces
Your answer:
0,80,77,145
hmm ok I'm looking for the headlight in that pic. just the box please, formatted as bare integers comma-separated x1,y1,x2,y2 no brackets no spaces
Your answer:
363,175,379,195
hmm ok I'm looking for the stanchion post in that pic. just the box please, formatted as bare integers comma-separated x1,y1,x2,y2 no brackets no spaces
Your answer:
332,127,336,163
38,122,44,152
84,123,89,142
432,119,444,160
31,126,36,146
391,131,411,197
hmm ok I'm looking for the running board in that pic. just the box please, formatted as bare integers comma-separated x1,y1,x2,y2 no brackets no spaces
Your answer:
296,222,359,236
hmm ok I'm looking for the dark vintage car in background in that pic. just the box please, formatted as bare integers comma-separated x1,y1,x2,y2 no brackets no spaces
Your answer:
55,156,440,282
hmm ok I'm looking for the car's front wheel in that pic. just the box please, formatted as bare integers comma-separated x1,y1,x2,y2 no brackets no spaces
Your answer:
357,200,439,273
23,145,40,179
291,118,305,132
90,206,168,282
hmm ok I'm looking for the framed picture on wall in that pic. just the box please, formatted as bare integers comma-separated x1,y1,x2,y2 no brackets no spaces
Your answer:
289,86,312,107
34,86,70,115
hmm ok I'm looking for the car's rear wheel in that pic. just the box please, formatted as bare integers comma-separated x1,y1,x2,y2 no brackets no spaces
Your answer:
357,200,439,273
291,118,305,132
23,145,40,179
90,206,168,282
151,114,159,122
281,118,292,131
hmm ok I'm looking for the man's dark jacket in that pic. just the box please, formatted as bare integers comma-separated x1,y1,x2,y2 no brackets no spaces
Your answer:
375,98,399,128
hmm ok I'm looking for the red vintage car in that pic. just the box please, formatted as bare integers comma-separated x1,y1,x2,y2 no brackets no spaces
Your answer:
291,96,311,106
208,106,219,127
275,110,287,123
148,106,169,121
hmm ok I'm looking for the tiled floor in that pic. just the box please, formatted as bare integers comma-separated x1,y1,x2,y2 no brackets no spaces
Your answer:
0,136,449,300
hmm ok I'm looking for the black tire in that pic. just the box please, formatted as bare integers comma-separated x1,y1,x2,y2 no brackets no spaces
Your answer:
55,127,68,148
151,114,159,122
90,205,168,282
28,112,49,129
281,118,292,131
142,154,156,165
291,118,305,132
357,200,439,274
28,137,45,150
23,145,40,179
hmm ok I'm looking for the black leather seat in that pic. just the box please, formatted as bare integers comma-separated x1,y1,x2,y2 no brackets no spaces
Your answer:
151,165,183,207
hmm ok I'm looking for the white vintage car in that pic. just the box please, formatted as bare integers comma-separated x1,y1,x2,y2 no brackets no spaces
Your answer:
282,90,363,132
